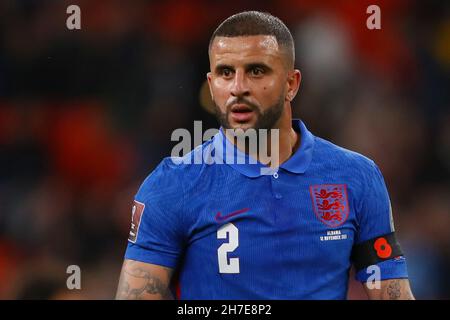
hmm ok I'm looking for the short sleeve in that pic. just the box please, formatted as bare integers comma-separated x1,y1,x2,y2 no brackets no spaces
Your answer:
124,159,186,268
353,161,408,282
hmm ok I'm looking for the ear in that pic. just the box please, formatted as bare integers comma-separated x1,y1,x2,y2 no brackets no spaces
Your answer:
207,72,214,100
286,69,301,102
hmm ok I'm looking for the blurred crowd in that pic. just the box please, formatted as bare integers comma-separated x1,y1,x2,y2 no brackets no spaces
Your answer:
0,0,449,299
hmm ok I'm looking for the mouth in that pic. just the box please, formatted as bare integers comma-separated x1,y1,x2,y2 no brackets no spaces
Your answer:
231,104,253,113
230,104,255,123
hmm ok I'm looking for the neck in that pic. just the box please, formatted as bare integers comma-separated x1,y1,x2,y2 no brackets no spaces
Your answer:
226,104,300,169
266,104,299,168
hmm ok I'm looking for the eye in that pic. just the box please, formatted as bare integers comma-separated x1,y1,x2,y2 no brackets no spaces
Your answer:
220,68,233,78
250,67,264,76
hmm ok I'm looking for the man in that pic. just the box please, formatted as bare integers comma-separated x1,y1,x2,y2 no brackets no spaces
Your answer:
116,11,414,300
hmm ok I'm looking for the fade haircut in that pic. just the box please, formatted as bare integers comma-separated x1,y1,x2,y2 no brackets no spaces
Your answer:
209,11,295,68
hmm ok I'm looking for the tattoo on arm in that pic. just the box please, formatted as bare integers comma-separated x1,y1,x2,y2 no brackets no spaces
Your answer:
365,278,415,300
386,280,402,299
116,260,173,300
381,279,415,300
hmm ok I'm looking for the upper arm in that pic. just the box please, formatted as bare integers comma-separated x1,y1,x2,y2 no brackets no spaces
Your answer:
364,278,415,300
116,259,174,300
125,159,186,269
352,161,409,282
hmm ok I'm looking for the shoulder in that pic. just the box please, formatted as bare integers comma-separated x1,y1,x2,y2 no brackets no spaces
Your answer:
312,136,379,177
136,139,216,201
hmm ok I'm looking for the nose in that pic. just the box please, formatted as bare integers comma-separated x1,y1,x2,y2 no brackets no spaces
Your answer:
230,69,250,98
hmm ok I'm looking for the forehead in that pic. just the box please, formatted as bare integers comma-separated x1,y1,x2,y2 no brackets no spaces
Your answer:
209,35,282,65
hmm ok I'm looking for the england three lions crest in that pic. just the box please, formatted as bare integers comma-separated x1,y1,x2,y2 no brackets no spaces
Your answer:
310,184,349,228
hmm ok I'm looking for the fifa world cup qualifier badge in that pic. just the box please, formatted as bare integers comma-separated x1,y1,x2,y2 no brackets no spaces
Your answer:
310,184,350,228
129,200,145,243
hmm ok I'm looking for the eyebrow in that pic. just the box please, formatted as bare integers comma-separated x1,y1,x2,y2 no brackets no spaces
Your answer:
214,64,234,73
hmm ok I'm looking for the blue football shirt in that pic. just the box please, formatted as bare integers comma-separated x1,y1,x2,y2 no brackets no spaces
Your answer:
125,119,408,299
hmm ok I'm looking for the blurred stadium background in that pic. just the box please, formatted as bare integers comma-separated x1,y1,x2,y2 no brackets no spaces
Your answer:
0,0,449,299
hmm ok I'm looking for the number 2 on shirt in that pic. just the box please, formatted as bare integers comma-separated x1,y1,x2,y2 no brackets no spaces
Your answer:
217,223,240,273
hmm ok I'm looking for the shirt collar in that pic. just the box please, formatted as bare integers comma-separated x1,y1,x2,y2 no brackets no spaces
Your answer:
212,119,315,178
280,119,315,174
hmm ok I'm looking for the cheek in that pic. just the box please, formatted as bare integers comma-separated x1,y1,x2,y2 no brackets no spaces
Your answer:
258,79,283,102
211,79,229,103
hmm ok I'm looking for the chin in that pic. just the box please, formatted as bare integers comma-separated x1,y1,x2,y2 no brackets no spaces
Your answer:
228,122,256,131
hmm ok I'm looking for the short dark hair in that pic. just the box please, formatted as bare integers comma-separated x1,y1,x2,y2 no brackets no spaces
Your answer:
209,11,295,68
